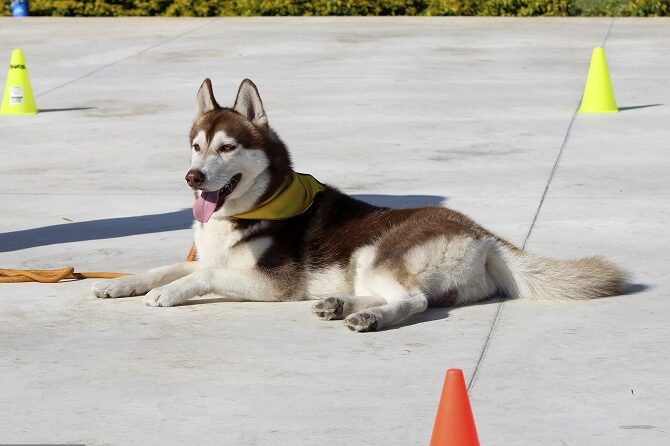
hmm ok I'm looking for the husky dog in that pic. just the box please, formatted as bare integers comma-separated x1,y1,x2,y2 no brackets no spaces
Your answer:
93,79,628,332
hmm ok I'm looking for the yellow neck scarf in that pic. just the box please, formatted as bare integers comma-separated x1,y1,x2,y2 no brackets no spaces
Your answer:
233,172,325,220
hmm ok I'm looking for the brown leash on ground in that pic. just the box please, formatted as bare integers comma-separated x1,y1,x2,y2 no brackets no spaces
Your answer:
0,244,198,284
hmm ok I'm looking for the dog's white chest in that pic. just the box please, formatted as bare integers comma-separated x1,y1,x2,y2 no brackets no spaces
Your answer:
193,219,271,269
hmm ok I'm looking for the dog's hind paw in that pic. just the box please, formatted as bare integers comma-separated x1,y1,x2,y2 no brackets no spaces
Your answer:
344,311,381,332
312,297,345,320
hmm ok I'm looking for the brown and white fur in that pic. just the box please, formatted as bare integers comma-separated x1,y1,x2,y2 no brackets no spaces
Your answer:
92,78,628,332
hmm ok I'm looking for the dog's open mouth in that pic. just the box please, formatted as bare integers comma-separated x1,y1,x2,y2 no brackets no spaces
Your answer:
192,173,242,223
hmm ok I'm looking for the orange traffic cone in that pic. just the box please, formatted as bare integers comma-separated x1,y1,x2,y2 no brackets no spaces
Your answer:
430,369,480,446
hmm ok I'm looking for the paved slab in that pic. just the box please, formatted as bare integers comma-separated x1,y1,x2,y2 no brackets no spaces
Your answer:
0,17,668,445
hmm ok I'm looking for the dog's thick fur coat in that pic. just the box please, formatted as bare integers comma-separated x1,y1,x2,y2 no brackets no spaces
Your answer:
93,79,628,332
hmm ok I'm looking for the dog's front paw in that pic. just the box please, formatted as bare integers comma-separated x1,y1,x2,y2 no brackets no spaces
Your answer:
344,311,381,332
92,277,140,299
143,286,187,307
312,297,345,320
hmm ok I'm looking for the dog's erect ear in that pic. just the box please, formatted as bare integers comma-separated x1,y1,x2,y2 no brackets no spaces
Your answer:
233,79,268,128
196,78,219,118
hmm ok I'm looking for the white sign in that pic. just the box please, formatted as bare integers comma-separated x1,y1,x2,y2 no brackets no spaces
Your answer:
9,86,23,105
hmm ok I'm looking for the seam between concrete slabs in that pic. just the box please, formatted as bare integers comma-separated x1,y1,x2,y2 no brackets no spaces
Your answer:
466,17,617,394
35,18,217,98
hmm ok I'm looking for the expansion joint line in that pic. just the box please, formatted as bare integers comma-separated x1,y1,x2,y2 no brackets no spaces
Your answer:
36,18,217,98
466,18,616,394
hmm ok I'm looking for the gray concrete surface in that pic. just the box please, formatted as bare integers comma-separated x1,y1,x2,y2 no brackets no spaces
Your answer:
1,17,669,445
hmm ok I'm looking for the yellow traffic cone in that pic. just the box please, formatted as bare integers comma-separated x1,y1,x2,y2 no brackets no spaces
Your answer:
579,47,618,114
1,48,37,115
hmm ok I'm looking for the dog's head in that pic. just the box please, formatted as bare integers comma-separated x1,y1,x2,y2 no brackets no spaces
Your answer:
187,78,291,222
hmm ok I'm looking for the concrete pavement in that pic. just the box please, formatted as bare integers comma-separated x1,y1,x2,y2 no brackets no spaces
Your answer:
1,17,669,445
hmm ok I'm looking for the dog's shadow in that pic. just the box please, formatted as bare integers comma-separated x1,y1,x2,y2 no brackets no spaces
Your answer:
0,209,194,253
353,194,446,208
0,194,445,252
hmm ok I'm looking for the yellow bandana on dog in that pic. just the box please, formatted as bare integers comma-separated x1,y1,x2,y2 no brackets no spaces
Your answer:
233,172,325,220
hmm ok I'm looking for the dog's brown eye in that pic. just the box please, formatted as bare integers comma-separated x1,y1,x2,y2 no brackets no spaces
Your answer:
192,144,200,152
219,144,236,153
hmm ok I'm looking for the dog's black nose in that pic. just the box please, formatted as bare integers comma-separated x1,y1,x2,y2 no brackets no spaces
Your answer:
185,169,205,188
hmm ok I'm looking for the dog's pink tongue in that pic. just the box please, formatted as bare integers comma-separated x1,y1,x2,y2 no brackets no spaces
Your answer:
193,190,220,223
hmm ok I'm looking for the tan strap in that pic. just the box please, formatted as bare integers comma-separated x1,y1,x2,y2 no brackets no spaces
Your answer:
1,244,197,284
186,243,197,261
0,267,130,283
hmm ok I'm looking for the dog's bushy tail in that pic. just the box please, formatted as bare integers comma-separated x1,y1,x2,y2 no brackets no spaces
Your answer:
488,244,628,300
